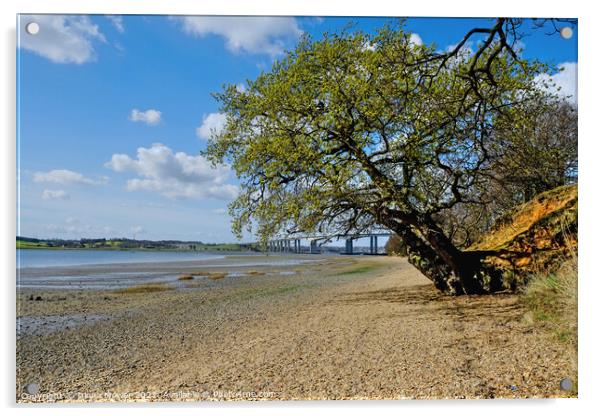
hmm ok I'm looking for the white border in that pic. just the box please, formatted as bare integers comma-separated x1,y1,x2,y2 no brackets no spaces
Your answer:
2,1,600,416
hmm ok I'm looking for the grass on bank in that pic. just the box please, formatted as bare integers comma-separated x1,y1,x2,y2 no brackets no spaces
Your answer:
521,257,578,396
521,258,577,345
114,283,174,295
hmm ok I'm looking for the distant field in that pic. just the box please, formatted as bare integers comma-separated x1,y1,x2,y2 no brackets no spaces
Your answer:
16,241,51,249
16,239,246,252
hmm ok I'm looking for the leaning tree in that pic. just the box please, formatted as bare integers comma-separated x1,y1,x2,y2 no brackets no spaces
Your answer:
204,19,574,295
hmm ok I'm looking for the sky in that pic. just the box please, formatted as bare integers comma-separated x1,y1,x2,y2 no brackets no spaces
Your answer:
16,15,578,243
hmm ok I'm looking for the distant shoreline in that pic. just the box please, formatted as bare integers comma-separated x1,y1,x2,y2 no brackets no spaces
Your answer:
16,237,254,253
16,246,246,252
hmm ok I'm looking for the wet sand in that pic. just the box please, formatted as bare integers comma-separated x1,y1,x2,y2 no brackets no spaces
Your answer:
17,254,320,290
16,255,575,402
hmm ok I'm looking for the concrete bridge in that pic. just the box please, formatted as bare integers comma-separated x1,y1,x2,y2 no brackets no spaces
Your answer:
265,232,394,255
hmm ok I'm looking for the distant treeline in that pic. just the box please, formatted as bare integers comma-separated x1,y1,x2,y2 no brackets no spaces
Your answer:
16,236,257,252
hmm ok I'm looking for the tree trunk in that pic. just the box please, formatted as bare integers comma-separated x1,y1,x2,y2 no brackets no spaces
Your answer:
393,224,505,295
389,185,577,295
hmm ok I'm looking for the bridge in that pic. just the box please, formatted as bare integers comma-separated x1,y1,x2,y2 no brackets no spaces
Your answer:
265,232,394,255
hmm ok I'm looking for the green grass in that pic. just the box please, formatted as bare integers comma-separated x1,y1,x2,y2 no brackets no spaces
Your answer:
16,238,247,252
521,257,578,396
236,284,307,300
16,241,50,249
261,285,303,296
522,258,577,345
335,263,382,276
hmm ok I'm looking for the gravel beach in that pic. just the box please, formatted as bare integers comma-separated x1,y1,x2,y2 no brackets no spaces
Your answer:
16,255,576,402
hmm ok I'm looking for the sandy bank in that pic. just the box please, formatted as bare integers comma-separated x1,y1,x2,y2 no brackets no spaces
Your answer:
16,256,575,401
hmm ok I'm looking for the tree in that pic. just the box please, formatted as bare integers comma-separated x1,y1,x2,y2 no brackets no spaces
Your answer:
430,98,578,248
490,99,578,204
384,234,407,256
204,20,569,295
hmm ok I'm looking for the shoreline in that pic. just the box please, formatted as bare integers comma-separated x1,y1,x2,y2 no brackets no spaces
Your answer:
17,254,327,290
16,256,575,401
16,246,253,252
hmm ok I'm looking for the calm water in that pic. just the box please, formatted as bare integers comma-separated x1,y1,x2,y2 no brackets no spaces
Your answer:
16,249,319,290
17,249,228,268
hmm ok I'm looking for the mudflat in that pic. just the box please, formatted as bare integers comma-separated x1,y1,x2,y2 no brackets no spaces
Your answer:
16,255,575,402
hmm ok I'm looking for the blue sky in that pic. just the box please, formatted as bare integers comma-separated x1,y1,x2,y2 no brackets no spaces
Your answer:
16,15,577,242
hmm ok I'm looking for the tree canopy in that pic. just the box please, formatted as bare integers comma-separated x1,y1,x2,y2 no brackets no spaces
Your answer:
204,20,575,294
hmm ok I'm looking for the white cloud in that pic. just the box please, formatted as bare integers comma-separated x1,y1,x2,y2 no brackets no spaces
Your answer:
445,42,473,55
196,112,227,140
173,16,302,56
19,15,106,64
535,62,578,104
211,208,227,215
409,33,423,47
33,169,107,186
106,15,124,33
105,143,238,200
45,219,114,238
512,39,526,54
41,189,69,200
130,225,146,238
129,108,162,125
444,39,522,57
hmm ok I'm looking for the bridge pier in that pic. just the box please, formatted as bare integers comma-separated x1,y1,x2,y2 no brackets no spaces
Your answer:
369,235,379,254
345,238,354,255
310,240,320,254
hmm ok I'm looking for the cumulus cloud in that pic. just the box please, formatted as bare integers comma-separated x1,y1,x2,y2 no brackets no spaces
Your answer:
535,62,578,104
173,16,302,56
46,218,114,237
106,15,125,33
130,225,146,238
105,143,238,200
33,169,107,186
196,112,227,140
409,33,423,47
445,42,474,55
19,15,106,64
446,39,523,56
41,189,69,200
129,108,162,125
